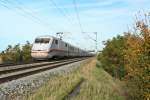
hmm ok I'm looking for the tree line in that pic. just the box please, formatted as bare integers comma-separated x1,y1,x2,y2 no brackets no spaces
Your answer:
97,14,150,100
0,41,32,64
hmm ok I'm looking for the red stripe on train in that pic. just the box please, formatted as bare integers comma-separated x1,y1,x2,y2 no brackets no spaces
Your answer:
31,52,48,54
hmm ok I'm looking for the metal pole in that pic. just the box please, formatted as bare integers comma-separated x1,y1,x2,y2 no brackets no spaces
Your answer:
56,32,63,40
94,32,97,53
82,32,98,53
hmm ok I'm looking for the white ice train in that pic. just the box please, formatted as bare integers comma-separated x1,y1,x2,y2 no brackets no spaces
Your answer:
31,35,92,60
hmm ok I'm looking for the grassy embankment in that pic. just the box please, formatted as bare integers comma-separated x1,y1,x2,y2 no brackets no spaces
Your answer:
26,58,125,100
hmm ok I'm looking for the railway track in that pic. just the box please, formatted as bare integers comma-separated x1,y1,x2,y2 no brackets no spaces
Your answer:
0,57,88,84
0,58,72,67
0,62,44,67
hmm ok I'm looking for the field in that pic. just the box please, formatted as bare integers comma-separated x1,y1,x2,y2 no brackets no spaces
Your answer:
26,58,125,100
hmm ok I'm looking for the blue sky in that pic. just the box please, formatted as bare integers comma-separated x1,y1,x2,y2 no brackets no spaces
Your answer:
0,0,150,51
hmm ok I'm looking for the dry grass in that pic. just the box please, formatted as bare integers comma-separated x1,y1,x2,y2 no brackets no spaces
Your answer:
26,58,125,100
27,72,82,100
71,59,125,100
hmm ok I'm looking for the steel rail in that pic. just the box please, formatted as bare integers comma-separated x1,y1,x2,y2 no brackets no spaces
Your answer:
0,58,74,67
0,58,81,75
0,57,88,84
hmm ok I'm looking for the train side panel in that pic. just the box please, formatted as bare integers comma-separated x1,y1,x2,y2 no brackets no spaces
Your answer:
31,36,92,60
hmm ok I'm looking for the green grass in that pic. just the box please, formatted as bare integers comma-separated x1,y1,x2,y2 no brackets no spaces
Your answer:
71,67,124,100
26,71,82,100
26,59,125,100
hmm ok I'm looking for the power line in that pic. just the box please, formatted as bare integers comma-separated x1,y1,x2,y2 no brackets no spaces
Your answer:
0,1,38,24
82,32,95,41
73,0,83,33
1,0,42,25
0,0,55,31
13,0,56,30
82,32,98,52
47,0,74,28
72,0,98,50
10,0,54,29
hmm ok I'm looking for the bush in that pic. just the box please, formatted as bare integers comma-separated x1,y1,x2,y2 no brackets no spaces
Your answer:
124,20,150,100
97,35,127,79
97,13,150,100
22,41,32,63
1,41,32,63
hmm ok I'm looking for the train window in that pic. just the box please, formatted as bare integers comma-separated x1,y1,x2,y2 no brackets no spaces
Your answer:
65,43,67,47
35,38,50,43
35,38,41,43
42,38,50,43
55,40,58,45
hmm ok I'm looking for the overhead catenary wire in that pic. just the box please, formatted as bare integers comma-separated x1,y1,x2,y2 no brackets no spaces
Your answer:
72,0,99,51
7,0,54,29
0,1,39,24
47,0,75,31
73,0,96,42
73,0,83,33
0,0,55,31
0,0,42,26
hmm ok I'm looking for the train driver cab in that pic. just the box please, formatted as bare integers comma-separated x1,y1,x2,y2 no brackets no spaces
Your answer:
31,36,52,59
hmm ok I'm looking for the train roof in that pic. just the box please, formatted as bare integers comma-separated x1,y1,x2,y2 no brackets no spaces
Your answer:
36,35,56,39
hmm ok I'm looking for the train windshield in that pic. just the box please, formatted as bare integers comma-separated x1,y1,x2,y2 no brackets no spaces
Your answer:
35,38,50,44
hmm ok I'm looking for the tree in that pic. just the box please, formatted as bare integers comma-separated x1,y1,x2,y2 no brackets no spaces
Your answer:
98,35,127,79
0,41,32,63
124,20,150,100
97,13,150,100
22,41,32,63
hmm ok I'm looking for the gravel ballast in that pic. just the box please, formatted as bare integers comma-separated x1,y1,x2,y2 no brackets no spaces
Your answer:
0,59,89,100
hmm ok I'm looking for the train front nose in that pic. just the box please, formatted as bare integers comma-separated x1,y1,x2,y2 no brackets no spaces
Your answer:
31,52,49,59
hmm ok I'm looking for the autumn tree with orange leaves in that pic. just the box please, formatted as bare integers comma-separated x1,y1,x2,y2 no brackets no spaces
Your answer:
124,18,150,100
98,13,150,100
